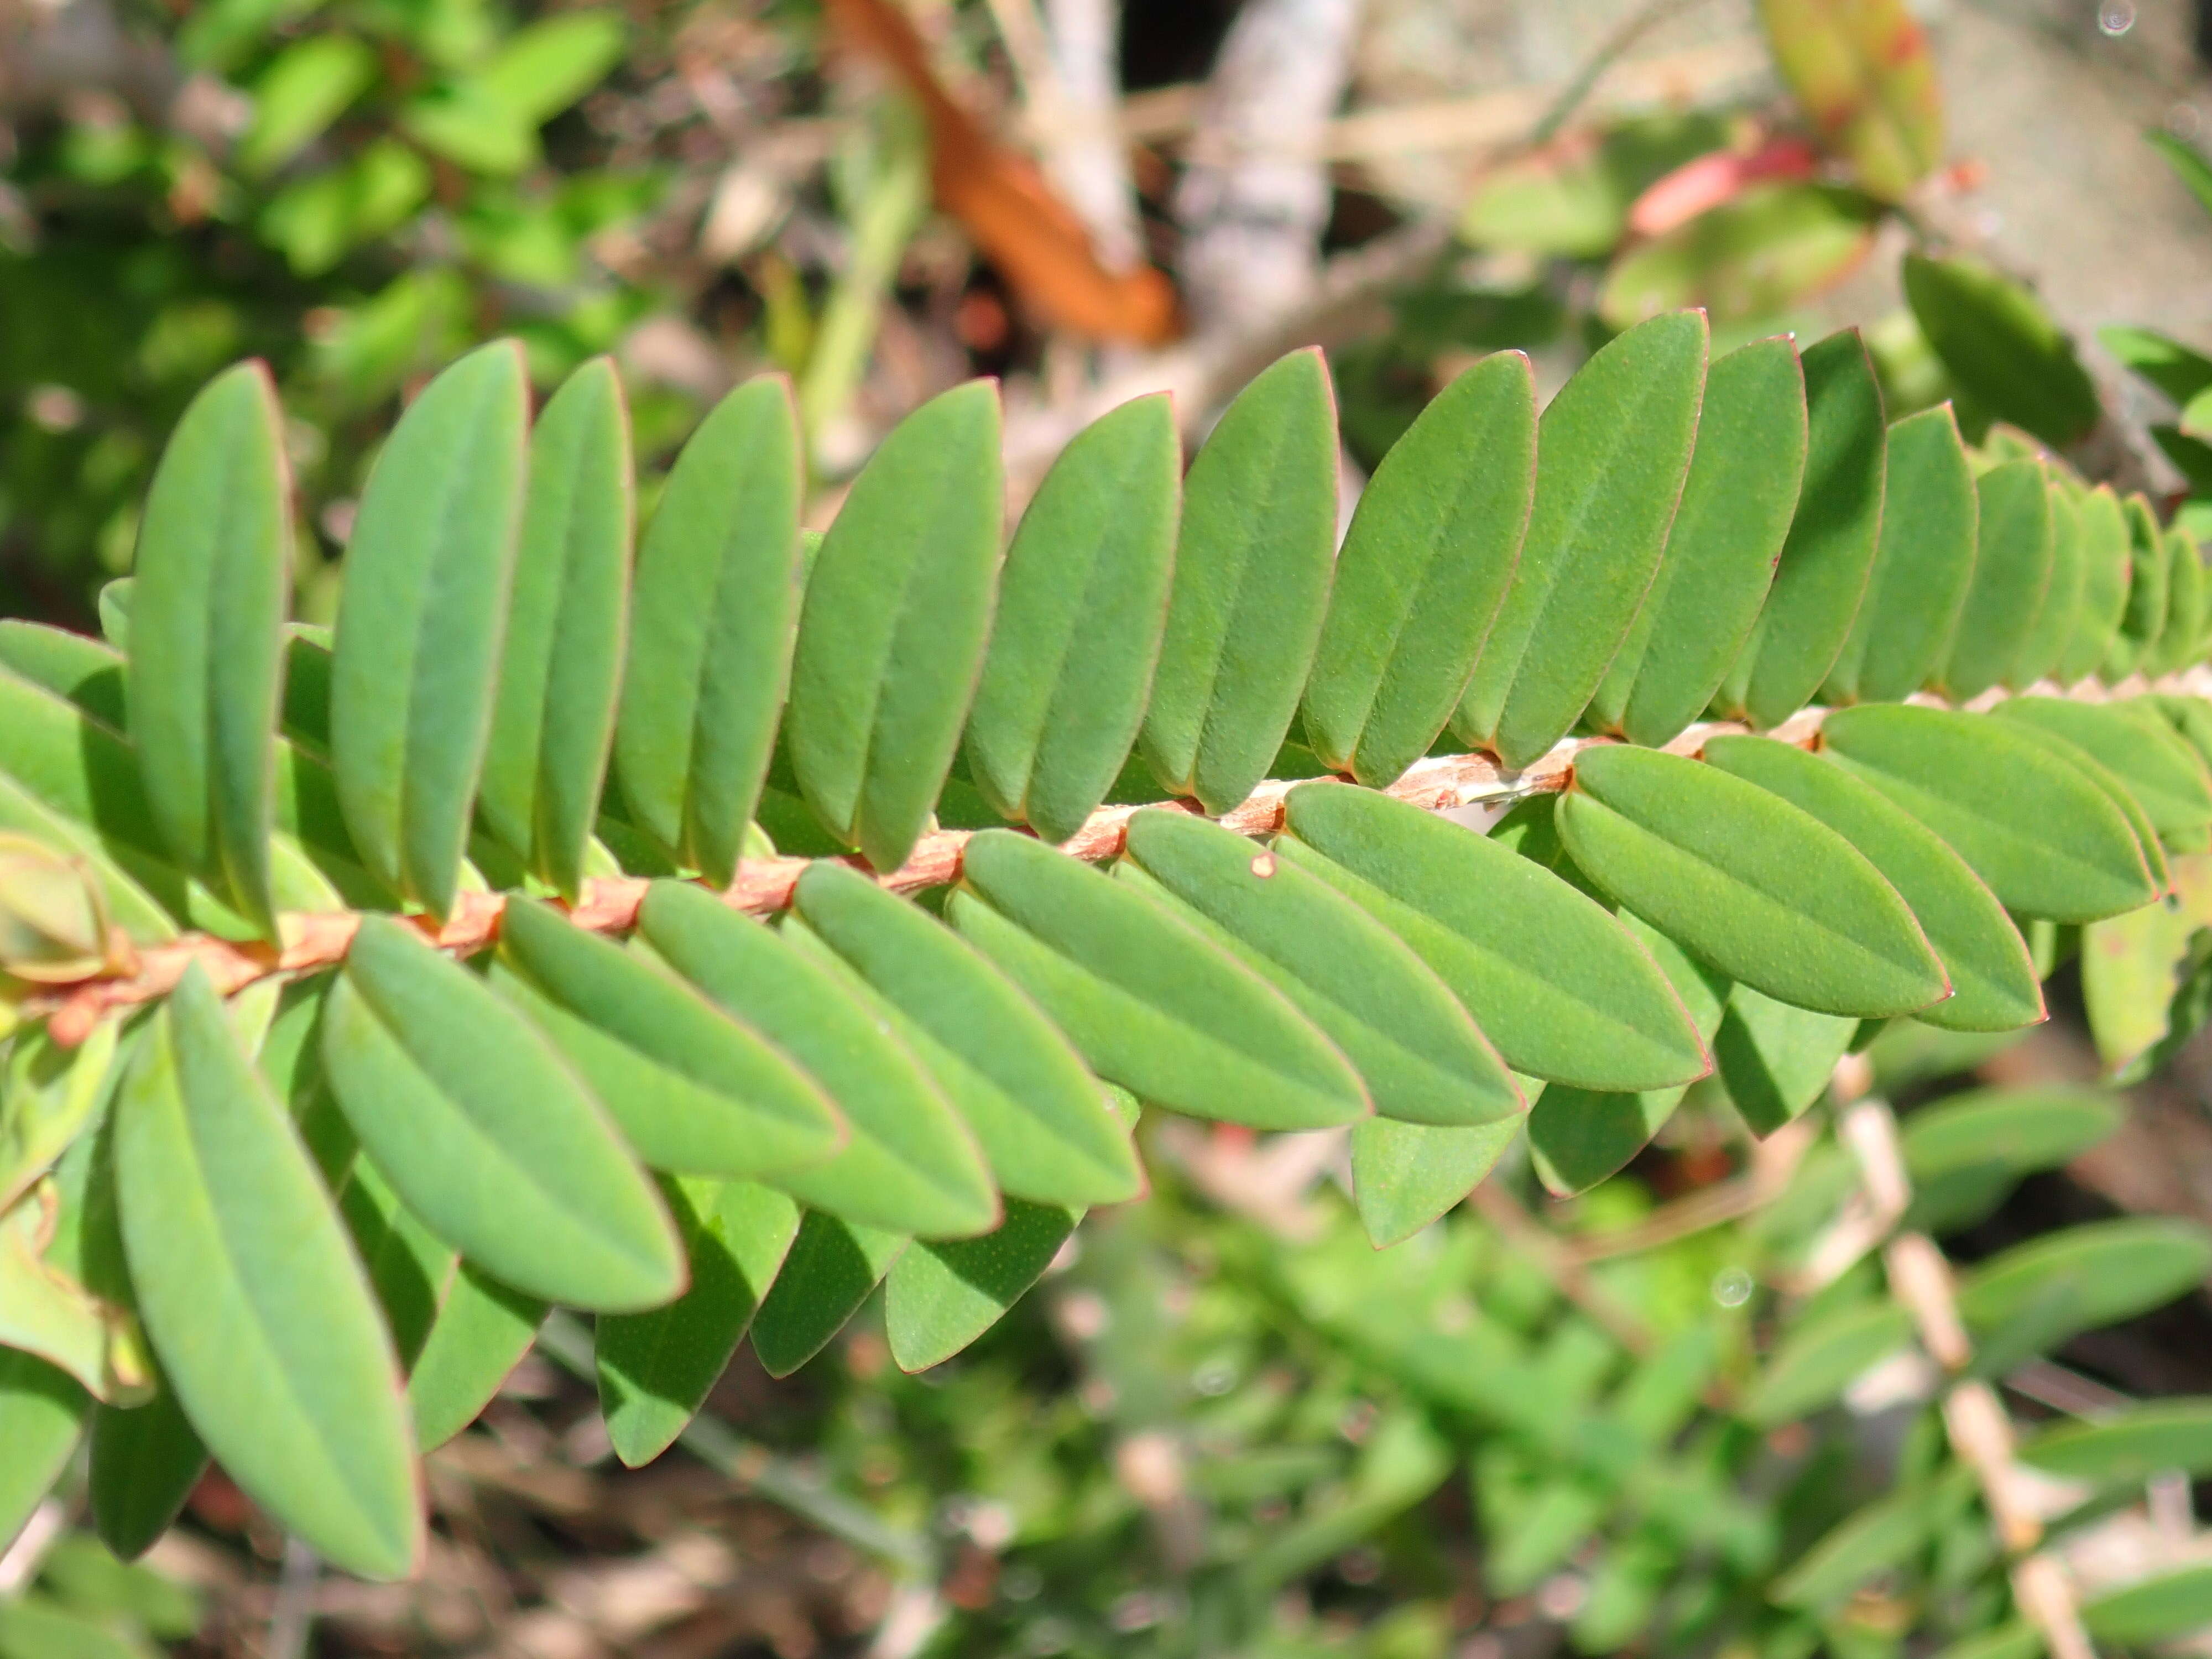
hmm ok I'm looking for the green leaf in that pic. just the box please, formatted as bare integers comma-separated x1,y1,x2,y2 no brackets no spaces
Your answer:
335,1154,451,1370
749,1211,906,1378
1713,983,1856,1136
1903,253,2101,447
0,1350,86,1554
2155,526,2209,674
479,357,633,897
1350,1118,1520,1248
1991,697,2212,844
324,914,685,1310
2150,129,2212,220
2109,493,2171,679
1597,185,1879,332
2098,322,2212,406
1528,1081,1686,1197
117,964,420,1579
2021,1398,2212,1485
1455,311,1707,768
492,896,842,1178
614,377,803,885
886,1198,1078,1372
950,828,1370,1130
1558,743,1948,1016
1141,349,1339,812
477,12,624,122
2084,1564,2212,1647
1829,405,1978,703
964,392,1179,841
790,862,1137,1206
1959,1217,2212,1353
407,1264,544,1451
1756,0,1942,199
598,1177,798,1465
1818,703,2158,922
2057,484,2132,684
35,1535,201,1637
399,81,536,175
331,341,529,917
1743,1297,1911,1425
1119,808,1518,1125
1723,330,1887,729
1937,458,2052,701
1595,335,1806,747
1702,733,2041,1031
238,34,377,175
127,361,290,933
636,880,999,1238
787,380,1002,870
2011,479,2085,686
1903,1086,2124,1234
1303,351,1536,784
88,1375,205,1561
1276,781,1707,1092
0,1594,162,1659
0,621,128,729
1770,1469,1975,1610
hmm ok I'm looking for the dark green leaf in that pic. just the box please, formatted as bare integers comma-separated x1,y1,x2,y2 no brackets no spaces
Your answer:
790,862,1138,1206
1277,781,1708,1091
1713,983,1856,1136
1903,1086,2125,1235
964,392,1178,841
1770,1470,1975,1610
493,896,843,1178
1558,743,1947,1016
324,914,685,1310
749,1211,906,1378
1117,811,1515,1126
1350,1118,1520,1248
1722,329,1887,728
2057,484,2132,684
615,376,802,885
886,1198,1078,1372
1702,732,2041,1031
408,1265,544,1451
1903,253,2101,447
330,341,529,917
950,828,1370,1130
1456,311,1707,768
2084,1564,2212,1647
1937,458,2052,700
2021,1398,2212,1485
1303,351,1536,784
636,880,999,1238
598,1177,798,1465
127,361,290,932
1141,349,1338,813
88,1375,205,1562
1818,703,2158,922
118,963,420,1579
787,380,1003,870
1959,1217,2212,1352
1595,335,1806,746
480,356,633,896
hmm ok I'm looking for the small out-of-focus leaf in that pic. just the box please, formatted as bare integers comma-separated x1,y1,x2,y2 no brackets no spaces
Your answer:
964,393,1178,842
237,34,377,176
1595,335,1806,747
2150,129,2212,221
1140,349,1338,813
2083,1564,2212,1648
1903,1086,2123,1234
886,1198,1077,1372
478,12,626,122
1903,254,2101,447
749,1211,906,1378
1559,743,1948,1017
2098,322,2212,406
1746,1295,1913,1425
951,829,1370,1131
1598,184,1877,331
614,377,802,886
2021,1398,2212,1486
1757,0,1943,200
2155,526,2209,675
1959,1217,2212,1357
1832,405,1978,704
1770,1469,1976,1610
1303,351,1536,786
1455,312,1707,768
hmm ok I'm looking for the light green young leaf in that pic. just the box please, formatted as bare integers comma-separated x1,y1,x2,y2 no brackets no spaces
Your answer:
238,34,376,175
950,828,1370,1131
1832,405,1978,703
636,880,999,1239
1597,335,1806,746
324,914,685,1311
1303,351,1536,784
1141,349,1339,812
1455,311,1707,768
331,340,528,918
493,896,842,1179
791,862,1138,1206
117,964,421,1579
127,361,290,933
1723,328,1887,729
749,1210,906,1378
478,12,625,122
964,392,1179,842
615,376,804,886
788,380,1002,871
1119,808,1519,1126
1558,743,1948,1016
887,1198,1079,1373
480,356,633,896
598,1177,798,1465
1702,732,2042,1031
1818,703,2158,922
1276,781,1707,1092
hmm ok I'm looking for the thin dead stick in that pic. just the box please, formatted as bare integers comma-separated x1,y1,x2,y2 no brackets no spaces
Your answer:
33,670,2211,1044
